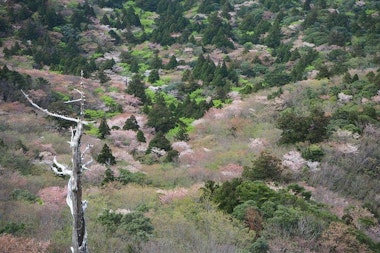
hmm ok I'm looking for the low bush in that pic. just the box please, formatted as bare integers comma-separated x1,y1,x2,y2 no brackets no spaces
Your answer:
301,144,325,162
0,222,26,235
10,189,41,203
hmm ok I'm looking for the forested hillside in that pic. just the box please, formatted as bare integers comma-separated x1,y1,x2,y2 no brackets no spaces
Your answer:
0,0,379,252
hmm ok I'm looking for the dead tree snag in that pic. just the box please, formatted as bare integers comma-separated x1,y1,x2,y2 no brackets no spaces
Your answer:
22,75,92,253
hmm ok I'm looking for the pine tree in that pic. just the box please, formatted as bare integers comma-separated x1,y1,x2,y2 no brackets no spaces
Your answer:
130,58,140,73
147,92,177,133
98,117,111,139
175,121,190,141
166,55,178,70
137,130,146,143
147,131,172,153
265,20,282,48
101,167,115,185
150,53,162,69
148,69,160,83
242,151,282,181
123,115,139,131
101,14,110,25
97,144,116,165
126,74,147,103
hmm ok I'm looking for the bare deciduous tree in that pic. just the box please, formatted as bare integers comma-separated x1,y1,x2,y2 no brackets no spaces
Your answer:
22,75,92,253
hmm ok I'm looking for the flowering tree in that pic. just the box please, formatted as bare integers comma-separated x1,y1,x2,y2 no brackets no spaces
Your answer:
22,75,91,253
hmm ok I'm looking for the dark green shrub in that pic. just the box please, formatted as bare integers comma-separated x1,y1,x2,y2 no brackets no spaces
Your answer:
301,144,325,162
236,181,279,206
97,209,123,233
99,58,115,71
0,222,26,235
117,169,148,185
98,210,153,242
232,200,258,221
277,108,329,144
10,189,40,203
287,183,312,200
101,168,115,186
249,237,269,253
147,132,172,154
242,151,283,181
0,152,33,175
277,109,310,143
213,178,243,213
165,149,179,163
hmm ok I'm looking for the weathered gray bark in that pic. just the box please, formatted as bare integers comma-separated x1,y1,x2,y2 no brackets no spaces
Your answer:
22,82,91,253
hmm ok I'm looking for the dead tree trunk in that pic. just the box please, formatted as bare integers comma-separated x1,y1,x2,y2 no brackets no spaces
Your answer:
22,77,91,253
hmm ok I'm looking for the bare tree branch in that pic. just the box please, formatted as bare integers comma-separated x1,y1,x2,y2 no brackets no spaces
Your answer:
82,144,93,159
21,90,91,125
65,99,82,104
82,159,93,171
51,157,72,177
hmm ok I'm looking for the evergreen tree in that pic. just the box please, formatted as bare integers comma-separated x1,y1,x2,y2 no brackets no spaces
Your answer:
219,60,228,78
303,0,311,11
166,55,178,70
343,72,353,84
98,117,111,139
202,12,233,48
136,130,146,143
101,167,115,185
130,58,140,73
265,20,282,48
147,92,177,133
242,151,283,181
150,53,163,69
306,108,330,143
148,69,160,84
123,115,139,131
175,121,190,141
97,144,116,165
100,14,110,25
126,74,147,103
97,70,111,84
147,131,172,153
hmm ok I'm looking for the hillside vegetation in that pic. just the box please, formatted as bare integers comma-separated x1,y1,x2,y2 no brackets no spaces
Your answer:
0,0,379,252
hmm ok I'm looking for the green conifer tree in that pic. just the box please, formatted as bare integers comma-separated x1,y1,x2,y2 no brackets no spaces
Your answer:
147,131,172,153
148,69,160,83
136,130,146,143
126,74,147,103
147,92,177,133
123,115,139,131
166,55,178,70
98,117,111,139
97,144,116,165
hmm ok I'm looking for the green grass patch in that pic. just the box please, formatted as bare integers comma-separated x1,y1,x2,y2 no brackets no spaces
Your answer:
85,109,105,119
91,52,104,59
152,79,166,86
101,95,117,107
85,123,99,136
138,62,150,73
132,49,153,59
94,87,105,94
108,86,120,93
